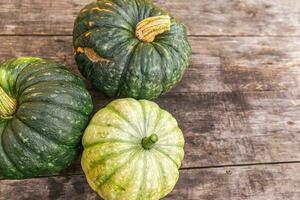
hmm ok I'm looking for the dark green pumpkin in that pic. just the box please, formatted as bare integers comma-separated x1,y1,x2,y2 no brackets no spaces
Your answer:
0,57,93,179
73,0,191,100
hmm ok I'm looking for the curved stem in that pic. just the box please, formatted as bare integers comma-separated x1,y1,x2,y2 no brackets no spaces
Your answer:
141,134,158,150
0,86,17,118
135,15,171,43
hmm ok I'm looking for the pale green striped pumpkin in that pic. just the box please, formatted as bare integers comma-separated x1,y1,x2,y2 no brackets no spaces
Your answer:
82,98,184,200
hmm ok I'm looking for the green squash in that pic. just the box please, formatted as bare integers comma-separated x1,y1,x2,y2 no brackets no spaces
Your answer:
82,98,184,200
0,57,93,179
73,0,191,100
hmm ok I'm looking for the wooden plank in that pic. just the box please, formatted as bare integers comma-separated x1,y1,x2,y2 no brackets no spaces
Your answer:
158,91,300,168
0,36,299,171
1,163,299,200
1,0,300,36
60,90,300,173
0,36,300,93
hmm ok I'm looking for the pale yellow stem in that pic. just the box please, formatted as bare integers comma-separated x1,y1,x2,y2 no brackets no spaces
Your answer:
135,15,171,43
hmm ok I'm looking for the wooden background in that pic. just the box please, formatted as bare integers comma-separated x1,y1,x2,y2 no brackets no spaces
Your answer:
1,0,300,199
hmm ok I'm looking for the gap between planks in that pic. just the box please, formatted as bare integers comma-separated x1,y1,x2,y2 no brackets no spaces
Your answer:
1,161,300,181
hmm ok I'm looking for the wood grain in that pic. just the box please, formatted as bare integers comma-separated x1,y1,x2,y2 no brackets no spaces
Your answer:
1,163,299,200
0,35,299,171
1,0,300,199
1,0,300,36
60,90,300,173
0,36,300,93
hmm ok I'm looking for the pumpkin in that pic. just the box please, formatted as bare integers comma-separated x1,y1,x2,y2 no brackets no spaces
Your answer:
73,0,191,100
0,57,93,179
82,98,184,200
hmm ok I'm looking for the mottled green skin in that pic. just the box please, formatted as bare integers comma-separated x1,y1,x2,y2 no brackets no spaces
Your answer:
0,57,93,179
73,0,191,100
82,98,184,200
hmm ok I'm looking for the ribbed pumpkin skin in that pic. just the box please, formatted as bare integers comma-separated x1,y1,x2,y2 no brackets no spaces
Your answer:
0,57,93,179
73,0,191,100
82,98,184,200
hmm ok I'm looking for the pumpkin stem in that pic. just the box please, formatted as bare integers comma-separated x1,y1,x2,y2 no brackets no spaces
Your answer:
135,15,171,42
141,134,158,150
0,86,17,118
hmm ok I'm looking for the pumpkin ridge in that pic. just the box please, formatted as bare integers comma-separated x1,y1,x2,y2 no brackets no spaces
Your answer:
136,43,147,99
10,119,43,159
19,80,91,106
0,121,21,176
16,69,82,96
139,100,148,137
106,104,143,137
16,61,64,82
157,40,184,63
151,108,164,136
150,42,169,92
15,66,66,95
153,148,179,168
103,38,139,95
129,0,139,23
159,34,191,65
6,122,44,176
155,153,166,197
1,58,43,96
108,36,139,57
95,149,140,189
156,125,180,140
19,101,82,123
97,0,135,28
153,149,179,198
84,139,137,149
16,62,77,82
17,102,85,146
12,117,68,158
157,143,184,148
127,99,146,136
90,14,133,33
1,122,24,175
89,146,138,168
20,79,86,94
149,42,166,94
14,115,67,147
89,123,139,140
13,117,77,168
114,149,141,196
152,112,174,137
73,25,132,51
72,4,98,39
135,152,147,200
115,41,140,97
20,99,89,117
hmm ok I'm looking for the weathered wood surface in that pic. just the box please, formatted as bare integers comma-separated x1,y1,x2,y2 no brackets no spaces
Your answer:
1,0,300,36
1,36,300,93
43,89,299,174
1,163,300,200
1,0,300,199
0,36,299,171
